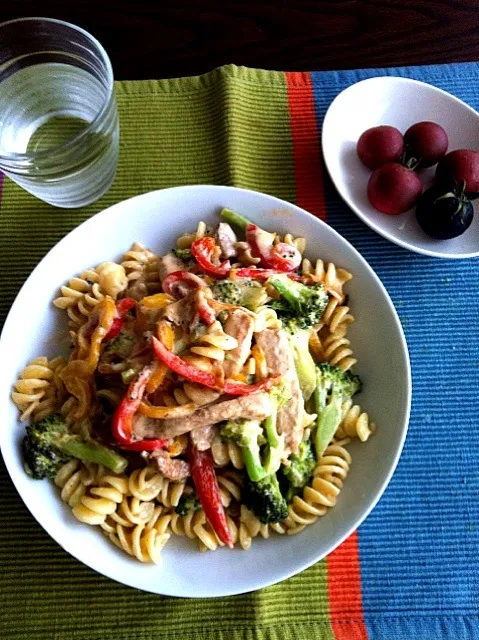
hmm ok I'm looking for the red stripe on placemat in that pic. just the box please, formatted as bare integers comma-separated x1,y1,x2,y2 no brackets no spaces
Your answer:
285,71,326,221
327,531,369,640
286,71,367,639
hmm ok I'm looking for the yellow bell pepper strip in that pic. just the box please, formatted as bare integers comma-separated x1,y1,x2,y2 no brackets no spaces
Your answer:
146,322,175,394
187,441,233,548
138,400,198,419
111,364,169,452
191,237,231,278
140,292,175,309
104,297,137,342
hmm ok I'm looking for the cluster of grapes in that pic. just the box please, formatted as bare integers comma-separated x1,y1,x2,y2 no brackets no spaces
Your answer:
357,122,479,239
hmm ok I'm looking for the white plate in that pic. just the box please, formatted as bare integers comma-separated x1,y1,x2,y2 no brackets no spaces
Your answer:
0,185,411,597
322,76,479,258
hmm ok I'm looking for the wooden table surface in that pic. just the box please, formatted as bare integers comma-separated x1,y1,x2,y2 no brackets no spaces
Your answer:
3,0,479,79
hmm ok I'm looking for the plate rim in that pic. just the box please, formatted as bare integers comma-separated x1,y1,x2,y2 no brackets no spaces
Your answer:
0,184,412,596
321,75,479,259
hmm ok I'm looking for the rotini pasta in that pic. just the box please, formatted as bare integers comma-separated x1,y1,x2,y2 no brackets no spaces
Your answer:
211,433,244,469
301,258,352,301
15,208,377,561
72,474,129,525
121,242,161,298
253,306,282,333
176,221,208,249
12,356,67,421
190,320,239,362
335,399,376,442
96,261,128,299
108,522,170,564
53,269,107,334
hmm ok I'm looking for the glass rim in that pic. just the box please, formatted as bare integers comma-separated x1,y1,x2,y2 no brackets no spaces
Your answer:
0,16,115,164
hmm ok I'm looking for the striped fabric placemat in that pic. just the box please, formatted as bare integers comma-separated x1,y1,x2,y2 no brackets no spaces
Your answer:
1,63,478,640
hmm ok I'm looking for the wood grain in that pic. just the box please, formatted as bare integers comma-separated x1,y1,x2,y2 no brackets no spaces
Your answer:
2,0,479,79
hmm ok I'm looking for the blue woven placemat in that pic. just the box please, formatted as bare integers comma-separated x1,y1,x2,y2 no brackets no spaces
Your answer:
311,62,479,638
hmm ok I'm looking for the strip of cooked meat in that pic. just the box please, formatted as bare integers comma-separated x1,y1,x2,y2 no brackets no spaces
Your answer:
133,391,272,440
158,253,185,283
216,222,238,259
150,450,190,482
222,309,254,378
162,291,199,329
190,424,216,451
254,328,303,454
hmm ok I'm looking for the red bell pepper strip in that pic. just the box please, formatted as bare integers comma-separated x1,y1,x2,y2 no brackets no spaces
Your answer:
191,237,231,278
162,271,205,299
234,268,300,281
151,336,220,389
187,441,233,548
104,297,137,342
267,242,302,271
111,364,169,452
245,224,301,272
223,375,281,396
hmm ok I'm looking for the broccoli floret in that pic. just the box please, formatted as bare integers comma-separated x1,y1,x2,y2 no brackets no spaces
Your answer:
268,274,329,329
314,363,361,460
221,419,267,482
268,275,329,401
243,473,288,524
278,440,316,502
212,279,265,311
175,492,201,516
102,330,135,359
172,248,192,261
22,414,128,480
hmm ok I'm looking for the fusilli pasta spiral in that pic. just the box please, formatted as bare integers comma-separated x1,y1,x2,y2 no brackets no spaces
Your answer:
96,261,128,299
121,242,161,298
211,433,244,469
12,356,67,421
53,269,106,334
301,259,352,301
284,442,351,532
335,399,376,442
108,522,170,564
176,221,208,249
190,320,239,362
72,474,129,525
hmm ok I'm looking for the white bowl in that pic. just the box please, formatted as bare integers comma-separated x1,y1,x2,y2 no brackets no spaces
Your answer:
322,76,479,258
0,185,411,597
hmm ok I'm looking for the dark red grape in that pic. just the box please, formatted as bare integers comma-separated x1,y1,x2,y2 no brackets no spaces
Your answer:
404,121,448,168
367,163,423,215
357,126,404,170
435,149,479,199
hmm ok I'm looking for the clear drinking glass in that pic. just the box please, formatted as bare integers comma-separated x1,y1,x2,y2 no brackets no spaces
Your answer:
0,17,119,208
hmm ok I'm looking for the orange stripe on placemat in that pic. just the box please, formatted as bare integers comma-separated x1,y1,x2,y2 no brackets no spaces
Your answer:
327,531,369,640
285,71,326,221
286,71,367,639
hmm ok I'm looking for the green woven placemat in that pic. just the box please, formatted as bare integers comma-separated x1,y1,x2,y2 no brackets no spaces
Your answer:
0,65,340,640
